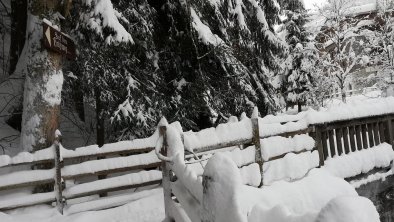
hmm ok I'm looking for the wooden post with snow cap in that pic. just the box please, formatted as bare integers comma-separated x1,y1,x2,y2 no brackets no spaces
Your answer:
54,129,64,214
159,118,174,221
251,107,264,187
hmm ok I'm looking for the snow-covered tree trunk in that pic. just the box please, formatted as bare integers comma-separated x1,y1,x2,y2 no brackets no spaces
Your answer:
21,0,64,152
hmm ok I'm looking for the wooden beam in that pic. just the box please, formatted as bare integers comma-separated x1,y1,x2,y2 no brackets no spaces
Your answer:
252,118,264,187
54,139,64,214
160,126,173,221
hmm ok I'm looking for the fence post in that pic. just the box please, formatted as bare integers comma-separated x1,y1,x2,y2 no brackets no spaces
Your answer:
160,126,173,221
54,131,64,214
386,117,394,149
252,117,263,187
314,126,325,167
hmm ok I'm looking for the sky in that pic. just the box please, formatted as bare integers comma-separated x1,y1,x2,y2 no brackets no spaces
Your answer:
303,0,327,10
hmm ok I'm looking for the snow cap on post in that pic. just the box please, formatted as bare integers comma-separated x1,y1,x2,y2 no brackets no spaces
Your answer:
55,129,62,138
251,107,259,119
240,112,248,121
158,117,169,127
228,116,238,123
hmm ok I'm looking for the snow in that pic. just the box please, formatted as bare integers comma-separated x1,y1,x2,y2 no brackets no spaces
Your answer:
243,169,359,221
234,0,249,32
190,8,224,46
350,167,394,188
260,134,315,161
263,150,320,185
323,143,394,179
61,132,158,158
43,67,63,106
348,3,377,16
171,154,203,203
0,145,54,167
260,97,394,137
315,196,380,222
0,192,55,210
183,118,252,152
66,188,162,214
0,189,164,222
0,169,54,189
240,163,261,187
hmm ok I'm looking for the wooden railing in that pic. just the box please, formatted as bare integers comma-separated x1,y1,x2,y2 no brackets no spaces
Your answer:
313,114,394,166
160,111,394,222
0,133,162,213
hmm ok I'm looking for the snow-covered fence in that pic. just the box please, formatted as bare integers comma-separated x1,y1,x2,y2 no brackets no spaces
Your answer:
158,109,322,221
0,131,162,213
159,104,394,221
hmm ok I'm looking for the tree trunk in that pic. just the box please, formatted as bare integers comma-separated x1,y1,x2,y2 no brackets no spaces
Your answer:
341,88,346,103
9,0,27,75
21,0,65,152
297,100,302,113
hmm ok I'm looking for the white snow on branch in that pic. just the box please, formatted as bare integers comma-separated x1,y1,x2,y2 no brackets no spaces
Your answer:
190,8,224,46
83,0,134,44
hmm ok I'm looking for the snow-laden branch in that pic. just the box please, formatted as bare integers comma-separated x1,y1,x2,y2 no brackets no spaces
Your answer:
82,0,134,44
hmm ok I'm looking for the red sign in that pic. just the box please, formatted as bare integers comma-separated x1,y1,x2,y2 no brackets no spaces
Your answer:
42,22,76,59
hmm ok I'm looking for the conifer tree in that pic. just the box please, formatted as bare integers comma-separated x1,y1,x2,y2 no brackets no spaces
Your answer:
280,0,317,112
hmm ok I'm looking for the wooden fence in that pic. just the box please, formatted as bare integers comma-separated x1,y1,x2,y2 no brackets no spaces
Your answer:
160,112,394,221
0,133,162,213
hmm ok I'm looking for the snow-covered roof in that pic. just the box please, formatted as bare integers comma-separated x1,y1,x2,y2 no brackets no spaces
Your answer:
347,2,377,16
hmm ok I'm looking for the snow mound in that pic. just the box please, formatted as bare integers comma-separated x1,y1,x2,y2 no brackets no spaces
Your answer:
316,196,380,222
241,169,358,221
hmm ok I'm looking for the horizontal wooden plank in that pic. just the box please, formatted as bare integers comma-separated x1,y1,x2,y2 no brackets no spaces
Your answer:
63,147,155,162
0,192,55,211
64,179,161,200
261,127,313,139
266,148,317,162
0,178,55,191
62,162,161,180
192,138,253,154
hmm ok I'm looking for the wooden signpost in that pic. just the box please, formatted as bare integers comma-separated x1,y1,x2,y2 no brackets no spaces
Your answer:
42,21,76,59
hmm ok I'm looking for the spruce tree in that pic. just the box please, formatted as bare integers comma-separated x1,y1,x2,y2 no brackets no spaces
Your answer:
280,0,317,112
151,0,287,130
